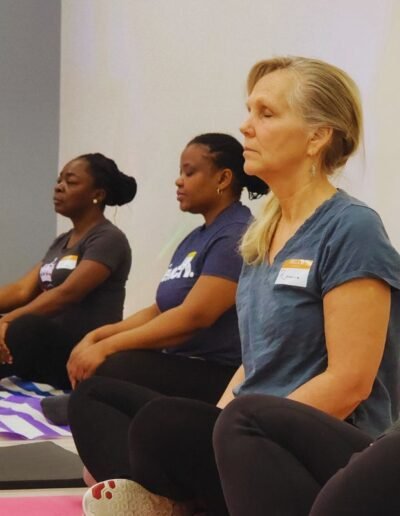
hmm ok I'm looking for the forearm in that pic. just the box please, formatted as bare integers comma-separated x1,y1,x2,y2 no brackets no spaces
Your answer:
100,305,203,355
87,304,162,342
0,284,35,313
1,288,74,324
287,370,365,420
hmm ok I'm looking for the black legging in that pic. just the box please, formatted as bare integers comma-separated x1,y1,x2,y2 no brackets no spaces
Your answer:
214,395,400,516
68,376,226,515
70,382,396,516
0,314,76,388
2,314,236,399
95,349,236,404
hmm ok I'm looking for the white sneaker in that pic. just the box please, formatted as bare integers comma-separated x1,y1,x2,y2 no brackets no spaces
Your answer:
82,478,194,516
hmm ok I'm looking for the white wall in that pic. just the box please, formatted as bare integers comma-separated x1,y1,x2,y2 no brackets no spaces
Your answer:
60,0,400,314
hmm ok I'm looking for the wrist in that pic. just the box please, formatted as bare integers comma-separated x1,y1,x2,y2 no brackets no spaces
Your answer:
99,338,117,357
104,331,132,355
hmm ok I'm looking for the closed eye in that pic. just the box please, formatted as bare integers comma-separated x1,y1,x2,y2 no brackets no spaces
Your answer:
180,166,196,177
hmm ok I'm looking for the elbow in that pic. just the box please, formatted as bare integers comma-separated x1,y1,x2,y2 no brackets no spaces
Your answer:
181,309,218,331
53,286,85,306
334,372,375,406
355,379,374,403
348,383,373,407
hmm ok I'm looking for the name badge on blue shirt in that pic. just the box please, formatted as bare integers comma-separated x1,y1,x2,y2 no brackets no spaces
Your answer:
275,259,313,287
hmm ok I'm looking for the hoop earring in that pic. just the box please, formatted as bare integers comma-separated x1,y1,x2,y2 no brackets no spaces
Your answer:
217,188,222,195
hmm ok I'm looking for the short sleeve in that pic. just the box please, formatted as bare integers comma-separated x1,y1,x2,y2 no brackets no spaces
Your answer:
80,225,131,274
318,205,400,296
201,233,243,282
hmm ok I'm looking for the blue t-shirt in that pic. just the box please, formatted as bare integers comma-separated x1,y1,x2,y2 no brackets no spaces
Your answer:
156,201,251,366
236,190,400,437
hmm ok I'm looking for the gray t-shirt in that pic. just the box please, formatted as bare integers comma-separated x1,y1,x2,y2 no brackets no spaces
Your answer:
40,220,131,341
236,190,400,437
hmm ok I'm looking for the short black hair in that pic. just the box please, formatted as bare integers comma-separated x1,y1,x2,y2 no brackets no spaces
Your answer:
188,133,268,199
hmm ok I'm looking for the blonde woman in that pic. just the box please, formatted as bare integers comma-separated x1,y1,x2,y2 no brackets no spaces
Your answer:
70,57,400,516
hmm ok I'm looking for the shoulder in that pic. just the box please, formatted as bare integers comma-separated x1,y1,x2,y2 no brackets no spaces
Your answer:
316,191,400,293
324,191,386,239
79,221,131,266
208,202,252,239
85,220,130,245
90,220,127,237
218,202,253,226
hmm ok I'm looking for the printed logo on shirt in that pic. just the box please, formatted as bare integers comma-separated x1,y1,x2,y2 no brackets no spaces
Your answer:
56,255,78,270
40,258,58,284
160,251,197,282
275,259,313,287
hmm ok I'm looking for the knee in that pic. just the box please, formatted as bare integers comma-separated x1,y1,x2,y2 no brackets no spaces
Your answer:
6,315,50,373
214,394,266,435
213,394,286,450
68,377,105,422
213,396,249,452
6,314,45,345
70,376,106,403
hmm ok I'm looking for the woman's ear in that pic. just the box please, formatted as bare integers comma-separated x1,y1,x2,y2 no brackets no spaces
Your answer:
307,126,333,157
217,168,234,190
94,188,107,205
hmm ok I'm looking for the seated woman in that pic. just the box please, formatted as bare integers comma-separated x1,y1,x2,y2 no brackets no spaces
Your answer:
0,153,137,389
67,133,268,404
69,58,399,516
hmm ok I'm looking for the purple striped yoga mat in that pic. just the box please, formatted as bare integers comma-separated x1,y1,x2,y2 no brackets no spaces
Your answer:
0,394,71,439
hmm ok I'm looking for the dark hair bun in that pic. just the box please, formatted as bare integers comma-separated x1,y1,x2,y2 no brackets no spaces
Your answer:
106,171,137,206
79,153,137,206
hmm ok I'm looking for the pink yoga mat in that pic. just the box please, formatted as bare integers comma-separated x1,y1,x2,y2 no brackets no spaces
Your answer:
0,495,82,515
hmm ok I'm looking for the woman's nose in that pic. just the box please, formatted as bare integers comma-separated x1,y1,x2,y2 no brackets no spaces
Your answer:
240,116,253,136
55,181,64,192
175,175,183,187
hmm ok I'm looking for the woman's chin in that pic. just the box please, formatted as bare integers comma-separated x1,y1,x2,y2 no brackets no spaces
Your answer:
243,163,260,176
177,201,189,212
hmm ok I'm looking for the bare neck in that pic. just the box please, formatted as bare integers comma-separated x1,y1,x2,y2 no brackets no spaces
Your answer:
267,174,336,265
69,210,106,245
278,178,336,225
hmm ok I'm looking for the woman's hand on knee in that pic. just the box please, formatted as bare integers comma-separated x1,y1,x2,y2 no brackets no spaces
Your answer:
67,341,109,388
0,320,12,364
69,332,97,361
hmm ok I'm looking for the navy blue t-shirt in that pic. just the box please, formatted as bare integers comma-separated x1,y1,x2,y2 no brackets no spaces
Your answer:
236,190,400,437
156,202,251,366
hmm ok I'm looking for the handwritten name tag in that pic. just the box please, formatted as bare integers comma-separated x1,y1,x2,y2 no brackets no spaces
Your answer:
275,259,313,287
56,255,78,270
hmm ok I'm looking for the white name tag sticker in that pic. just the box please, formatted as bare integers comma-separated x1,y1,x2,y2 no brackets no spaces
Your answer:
275,259,313,287
56,255,78,270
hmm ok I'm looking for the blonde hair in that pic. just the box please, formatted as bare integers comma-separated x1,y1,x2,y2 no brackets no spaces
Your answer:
240,56,363,265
